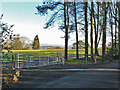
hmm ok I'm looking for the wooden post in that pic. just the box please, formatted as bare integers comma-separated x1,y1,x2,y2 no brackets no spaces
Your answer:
48,55,49,65
18,54,19,69
29,54,31,67
39,56,40,66
94,54,96,63
12,55,14,70
27,54,30,68
56,53,58,64
56,53,58,62
86,54,88,64
62,53,64,65
14,54,17,69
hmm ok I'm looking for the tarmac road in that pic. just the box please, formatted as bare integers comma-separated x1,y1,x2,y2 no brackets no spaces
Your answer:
37,61,119,88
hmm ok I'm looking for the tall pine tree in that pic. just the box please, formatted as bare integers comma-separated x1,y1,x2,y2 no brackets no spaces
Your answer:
33,35,40,49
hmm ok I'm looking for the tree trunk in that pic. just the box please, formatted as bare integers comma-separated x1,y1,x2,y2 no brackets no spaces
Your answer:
64,2,69,61
85,2,88,61
118,2,120,60
102,3,107,61
91,2,94,61
74,1,79,59
0,32,2,52
95,2,99,56
64,1,68,60
109,5,113,58
115,7,117,56
110,18,113,58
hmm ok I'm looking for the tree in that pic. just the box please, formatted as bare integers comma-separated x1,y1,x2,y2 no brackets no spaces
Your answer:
32,35,40,49
20,36,32,50
108,3,114,58
118,2,120,59
72,40,87,49
64,1,69,60
84,2,88,61
90,1,94,60
102,2,108,61
112,2,120,59
12,37,23,50
3,34,32,50
74,1,79,59
114,2,118,56
94,2,100,56
36,1,71,60
0,14,14,52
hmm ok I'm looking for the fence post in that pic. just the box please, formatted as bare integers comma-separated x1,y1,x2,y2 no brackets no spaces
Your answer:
94,54,96,63
39,56,40,66
62,53,64,65
56,53,58,64
0,52,2,90
85,54,88,64
59,53,60,62
12,55,14,70
48,55,49,65
15,54,17,69
18,54,19,69
30,54,31,67
27,54,30,68
56,52,58,63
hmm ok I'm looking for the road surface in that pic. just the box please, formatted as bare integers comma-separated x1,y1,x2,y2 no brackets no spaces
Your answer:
37,61,119,88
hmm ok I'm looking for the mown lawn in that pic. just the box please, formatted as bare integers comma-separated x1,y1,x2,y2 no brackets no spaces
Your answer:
2,48,102,54
1,48,102,62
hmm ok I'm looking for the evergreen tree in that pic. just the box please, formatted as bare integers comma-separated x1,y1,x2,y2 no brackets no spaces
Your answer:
32,35,40,49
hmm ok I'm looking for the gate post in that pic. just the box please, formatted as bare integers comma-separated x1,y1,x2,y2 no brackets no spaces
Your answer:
56,52,58,64
12,55,14,70
62,53,64,65
94,54,96,63
27,54,30,68
29,54,31,67
85,54,88,64
48,55,49,65
15,54,17,69
39,56,40,66
18,54,19,69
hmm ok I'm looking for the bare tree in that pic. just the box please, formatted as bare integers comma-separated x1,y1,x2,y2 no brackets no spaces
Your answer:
84,2,88,61
90,1,94,60
0,14,14,52
74,1,79,59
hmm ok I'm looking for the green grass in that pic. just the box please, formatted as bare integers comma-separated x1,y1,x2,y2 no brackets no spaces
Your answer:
2,48,102,54
1,48,102,62
65,59,107,65
65,60,93,64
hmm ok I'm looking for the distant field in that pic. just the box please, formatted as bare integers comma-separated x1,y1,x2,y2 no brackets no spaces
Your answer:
1,48,102,63
2,48,102,55
2,48,102,62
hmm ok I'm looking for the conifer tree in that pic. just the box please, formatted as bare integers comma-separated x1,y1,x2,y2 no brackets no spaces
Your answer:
33,35,40,49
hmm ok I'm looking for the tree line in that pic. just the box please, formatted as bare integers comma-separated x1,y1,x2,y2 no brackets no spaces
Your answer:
0,1,119,61
36,1,120,61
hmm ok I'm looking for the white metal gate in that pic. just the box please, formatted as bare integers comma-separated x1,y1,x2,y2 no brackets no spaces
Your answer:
16,53,64,69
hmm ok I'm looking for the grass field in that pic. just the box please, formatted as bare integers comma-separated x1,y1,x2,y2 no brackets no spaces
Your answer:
1,48,102,62
2,48,102,54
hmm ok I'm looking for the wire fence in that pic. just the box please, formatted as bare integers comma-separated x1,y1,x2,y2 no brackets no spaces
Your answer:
1,51,103,70
2,52,65,69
